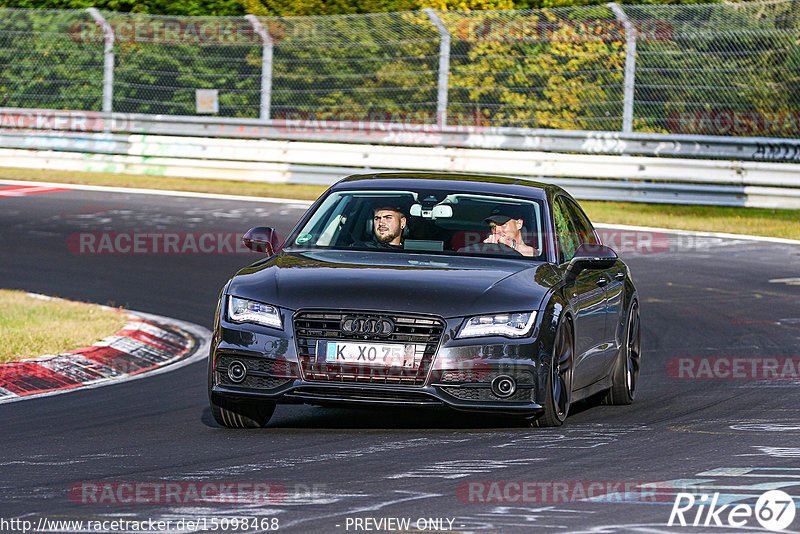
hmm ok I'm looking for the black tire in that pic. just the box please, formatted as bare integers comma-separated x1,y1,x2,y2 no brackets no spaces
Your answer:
603,300,641,405
535,318,574,427
210,397,275,428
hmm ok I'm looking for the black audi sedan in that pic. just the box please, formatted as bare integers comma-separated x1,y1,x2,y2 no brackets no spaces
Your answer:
208,173,640,427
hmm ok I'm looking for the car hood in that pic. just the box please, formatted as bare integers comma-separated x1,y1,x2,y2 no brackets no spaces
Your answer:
227,250,559,318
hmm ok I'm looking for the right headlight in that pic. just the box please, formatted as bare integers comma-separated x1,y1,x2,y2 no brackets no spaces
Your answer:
457,311,537,339
227,296,282,329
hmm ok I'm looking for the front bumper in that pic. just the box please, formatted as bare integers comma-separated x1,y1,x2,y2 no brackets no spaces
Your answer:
210,381,542,416
210,309,549,418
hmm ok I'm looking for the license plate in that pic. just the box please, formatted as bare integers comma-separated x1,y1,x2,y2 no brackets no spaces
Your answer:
317,341,420,368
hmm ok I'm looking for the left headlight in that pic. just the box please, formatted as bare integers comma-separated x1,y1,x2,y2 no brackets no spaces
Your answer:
227,296,282,329
457,312,537,339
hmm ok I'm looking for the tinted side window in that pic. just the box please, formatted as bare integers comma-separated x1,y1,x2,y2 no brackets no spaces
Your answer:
562,198,599,247
553,196,580,263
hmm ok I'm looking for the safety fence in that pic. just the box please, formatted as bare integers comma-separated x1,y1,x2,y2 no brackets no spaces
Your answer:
3,108,800,163
2,130,799,208
0,1,798,137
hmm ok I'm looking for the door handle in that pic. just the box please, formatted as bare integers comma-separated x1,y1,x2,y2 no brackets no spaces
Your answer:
614,272,625,281
596,277,609,287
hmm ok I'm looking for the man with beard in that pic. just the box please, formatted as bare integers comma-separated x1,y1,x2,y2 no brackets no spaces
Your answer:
353,205,407,250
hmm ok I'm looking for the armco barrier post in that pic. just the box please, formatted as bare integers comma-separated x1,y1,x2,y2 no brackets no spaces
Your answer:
607,3,637,134
86,8,115,119
423,8,450,129
245,15,273,121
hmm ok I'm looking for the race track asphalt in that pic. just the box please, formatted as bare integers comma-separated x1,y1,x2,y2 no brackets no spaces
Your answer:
1,187,800,533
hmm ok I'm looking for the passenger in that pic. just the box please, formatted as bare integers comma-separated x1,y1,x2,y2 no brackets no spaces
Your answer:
483,206,537,257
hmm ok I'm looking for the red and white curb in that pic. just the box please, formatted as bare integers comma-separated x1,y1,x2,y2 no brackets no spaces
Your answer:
0,304,210,404
0,184,71,197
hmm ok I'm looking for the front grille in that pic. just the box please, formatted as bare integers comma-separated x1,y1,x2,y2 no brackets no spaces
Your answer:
215,353,296,390
294,311,445,386
439,386,533,402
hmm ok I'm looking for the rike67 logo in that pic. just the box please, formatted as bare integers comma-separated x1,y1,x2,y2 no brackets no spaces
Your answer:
668,490,796,531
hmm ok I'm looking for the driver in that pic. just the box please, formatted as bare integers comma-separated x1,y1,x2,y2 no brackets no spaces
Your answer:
353,205,406,250
483,206,537,257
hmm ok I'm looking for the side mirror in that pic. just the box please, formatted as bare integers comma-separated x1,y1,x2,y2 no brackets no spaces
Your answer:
566,243,618,280
242,227,281,255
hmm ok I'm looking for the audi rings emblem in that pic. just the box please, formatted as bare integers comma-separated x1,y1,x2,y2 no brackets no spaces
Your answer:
341,315,394,337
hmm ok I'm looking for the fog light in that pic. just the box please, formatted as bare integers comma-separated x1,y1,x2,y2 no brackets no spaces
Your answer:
227,360,247,383
491,375,516,398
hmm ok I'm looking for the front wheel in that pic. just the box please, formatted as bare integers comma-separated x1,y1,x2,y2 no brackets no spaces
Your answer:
210,397,275,428
603,300,641,405
535,318,574,427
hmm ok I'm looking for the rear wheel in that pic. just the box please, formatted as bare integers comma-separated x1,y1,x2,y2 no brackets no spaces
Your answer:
210,397,275,428
603,300,641,405
535,319,573,427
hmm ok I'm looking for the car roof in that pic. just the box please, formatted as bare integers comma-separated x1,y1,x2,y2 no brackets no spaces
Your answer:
330,172,564,201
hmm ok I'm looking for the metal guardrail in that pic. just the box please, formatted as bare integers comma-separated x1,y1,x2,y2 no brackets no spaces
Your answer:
3,108,800,163
2,129,799,208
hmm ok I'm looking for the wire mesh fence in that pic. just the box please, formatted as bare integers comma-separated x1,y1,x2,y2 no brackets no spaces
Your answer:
268,11,441,124
0,0,798,137
100,13,264,116
441,5,628,131
625,0,800,138
0,9,105,112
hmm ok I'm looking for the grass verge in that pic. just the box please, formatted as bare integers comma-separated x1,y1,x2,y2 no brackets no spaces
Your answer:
1,166,798,240
581,201,800,240
0,290,130,363
0,167,328,201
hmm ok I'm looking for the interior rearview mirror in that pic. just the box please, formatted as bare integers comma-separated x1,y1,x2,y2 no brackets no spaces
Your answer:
409,203,452,219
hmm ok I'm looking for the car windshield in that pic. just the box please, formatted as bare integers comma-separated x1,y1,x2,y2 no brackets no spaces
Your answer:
286,189,546,260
